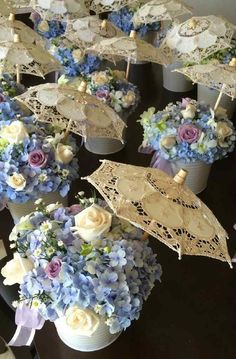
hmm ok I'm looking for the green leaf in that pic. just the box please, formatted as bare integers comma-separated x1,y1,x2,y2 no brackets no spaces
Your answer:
80,244,93,256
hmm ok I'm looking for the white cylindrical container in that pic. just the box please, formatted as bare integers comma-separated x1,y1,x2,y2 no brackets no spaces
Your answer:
7,192,68,224
85,112,128,155
55,317,121,352
163,62,194,92
198,85,236,119
171,160,212,194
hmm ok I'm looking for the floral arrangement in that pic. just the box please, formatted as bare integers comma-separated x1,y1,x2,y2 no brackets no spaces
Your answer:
0,117,79,209
59,69,140,115
108,4,160,37
50,37,101,77
139,98,236,164
1,195,162,335
30,12,66,40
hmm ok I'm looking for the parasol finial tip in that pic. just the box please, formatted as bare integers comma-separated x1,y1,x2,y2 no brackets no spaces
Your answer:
130,30,137,39
187,18,197,30
9,13,15,21
173,169,188,185
229,58,236,67
78,80,87,93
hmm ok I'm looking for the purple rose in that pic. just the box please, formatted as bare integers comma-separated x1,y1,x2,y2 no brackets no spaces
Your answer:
96,89,109,100
177,124,201,144
68,204,82,215
0,93,6,103
28,149,48,168
45,258,62,279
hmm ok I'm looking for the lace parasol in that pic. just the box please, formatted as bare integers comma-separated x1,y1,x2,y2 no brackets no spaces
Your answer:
86,33,173,65
0,0,16,16
0,34,61,79
29,0,89,20
162,16,235,63
0,15,45,46
85,160,232,267
65,17,125,50
15,83,126,142
133,0,192,26
89,0,138,14
174,63,236,100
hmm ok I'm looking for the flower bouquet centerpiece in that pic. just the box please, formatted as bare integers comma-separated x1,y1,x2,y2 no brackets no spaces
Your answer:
59,69,140,155
1,195,162,352
139,98,236,194
30,12,66,40
0,117,79,223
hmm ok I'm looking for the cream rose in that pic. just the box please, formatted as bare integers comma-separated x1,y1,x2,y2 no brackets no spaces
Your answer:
38,20,50,33
65,307,100,336
91,72,110,86
112,70,126,80
0,120,29,144
55,143,74,164
1,253,34,285
122,91,136,108
6,172,26,191
72,49,84,63
73,204,112,242
216,122,233,147
161,136,176,149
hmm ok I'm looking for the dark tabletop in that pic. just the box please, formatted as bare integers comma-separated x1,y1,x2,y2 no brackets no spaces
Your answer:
1,61,236,359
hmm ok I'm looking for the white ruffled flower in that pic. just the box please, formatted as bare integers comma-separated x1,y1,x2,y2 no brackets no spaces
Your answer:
65,307,100,336
38,20,49,33
6,172,26,191
0,120,29,144
55,143,74,164
1,253,34,285
72,49,84,63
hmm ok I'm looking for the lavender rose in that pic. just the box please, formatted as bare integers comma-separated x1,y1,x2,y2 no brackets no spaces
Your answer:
177,124,201,144
28,149,48,168
45,258,62,279
96,89,109,100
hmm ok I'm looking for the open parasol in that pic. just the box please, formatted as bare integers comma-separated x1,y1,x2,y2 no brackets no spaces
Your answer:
132,0,192,26
0,34,61,83
174,58,236,110
65,16,125,50
15,82,126,142
0,14,45,46
89,0,139,14
162,16,235,63
29,0,89,20
85,160,232,267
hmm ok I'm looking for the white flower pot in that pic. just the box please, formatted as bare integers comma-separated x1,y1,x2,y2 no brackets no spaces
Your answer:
198,85,236,119
7,192,68,224
55,317,121,352
163,61,194,92
171,160,212,194
85,112,128,155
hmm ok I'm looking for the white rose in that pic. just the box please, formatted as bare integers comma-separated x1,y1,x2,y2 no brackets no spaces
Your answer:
7,172,26,191
1,253,34,285
55,143,74,164
65,307,100,336
46,202,62,213
72,49,84,63
72,204,112,242
38,20,50,33
0,120,29,144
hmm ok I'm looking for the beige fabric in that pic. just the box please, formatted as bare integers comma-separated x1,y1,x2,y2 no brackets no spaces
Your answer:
162,15,235,63
65,16,125,50
85,160,232,267
133,0,192,26
86,35,173,65
175,64,236,99
0,41,61,77
89,0,138,14
29,0,89,20
16,83,126,142
0,240,7,260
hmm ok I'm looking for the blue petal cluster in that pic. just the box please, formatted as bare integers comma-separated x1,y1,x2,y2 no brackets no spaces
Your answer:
16,203,162,334
30,12,66,39
108,6,160,37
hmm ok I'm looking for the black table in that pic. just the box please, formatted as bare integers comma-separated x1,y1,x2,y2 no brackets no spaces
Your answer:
1,63,236,359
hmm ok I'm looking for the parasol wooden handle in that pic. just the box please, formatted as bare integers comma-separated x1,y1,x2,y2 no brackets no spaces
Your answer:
173,169,188,185
214,58,236,111
126,30,137,80
14,34,21,84
63,119,73,142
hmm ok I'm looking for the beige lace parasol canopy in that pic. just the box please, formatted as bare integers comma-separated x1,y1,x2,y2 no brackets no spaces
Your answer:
0,0,17,16
65,17,125,50
85,160,232,267
0,14,45,46
15,83,126,142
174,62,236,100
162,16,236,63
89,0,139,14
132,0,192,26
0,34,61,79
86,33,173,65
29,0,89,20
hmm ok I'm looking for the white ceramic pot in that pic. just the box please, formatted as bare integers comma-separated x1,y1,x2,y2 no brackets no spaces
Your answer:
85,112,128,155
171,160,212,194
55,317,121,352
163,61,194,92
198,84,236,119
7,192,68,224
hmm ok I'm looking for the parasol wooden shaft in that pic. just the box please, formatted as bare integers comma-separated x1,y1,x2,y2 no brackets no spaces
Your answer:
214,84,226,111
14,34,21,84
126,30,137,81
63,119,73,142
